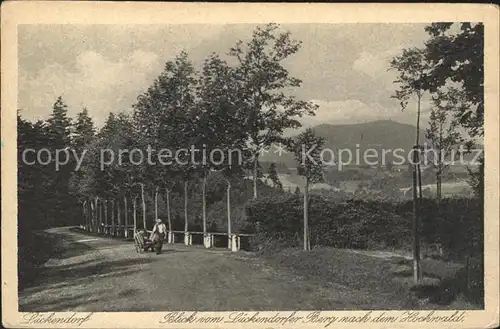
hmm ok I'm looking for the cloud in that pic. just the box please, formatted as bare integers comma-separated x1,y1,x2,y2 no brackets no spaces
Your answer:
352,48,401,86
18,24,434,131
19,50,161,127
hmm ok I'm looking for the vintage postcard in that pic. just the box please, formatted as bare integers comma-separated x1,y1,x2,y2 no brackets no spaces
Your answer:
2,2,499,328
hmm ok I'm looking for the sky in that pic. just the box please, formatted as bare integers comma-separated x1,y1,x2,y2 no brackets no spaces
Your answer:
18,23,433,130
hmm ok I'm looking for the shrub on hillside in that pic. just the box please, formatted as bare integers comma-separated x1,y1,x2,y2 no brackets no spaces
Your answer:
245,194,483,261
246,194,302,237
395,198,483,261
246,196,412,250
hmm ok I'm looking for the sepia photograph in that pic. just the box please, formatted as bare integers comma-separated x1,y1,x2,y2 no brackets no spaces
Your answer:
2,2,499,328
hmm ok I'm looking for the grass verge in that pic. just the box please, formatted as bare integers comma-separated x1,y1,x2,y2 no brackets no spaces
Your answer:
262,247,482,309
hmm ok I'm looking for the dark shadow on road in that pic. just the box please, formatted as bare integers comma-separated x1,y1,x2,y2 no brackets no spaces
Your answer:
20,227,138,290
19,256,151,311
19,230,63,291
21,291,101,311
52,240,93,260
21,287,142,312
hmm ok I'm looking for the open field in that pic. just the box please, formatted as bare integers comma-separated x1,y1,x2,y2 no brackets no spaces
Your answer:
399,181,473,197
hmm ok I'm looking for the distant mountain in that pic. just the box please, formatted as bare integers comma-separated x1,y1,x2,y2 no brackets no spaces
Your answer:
260,120,427,167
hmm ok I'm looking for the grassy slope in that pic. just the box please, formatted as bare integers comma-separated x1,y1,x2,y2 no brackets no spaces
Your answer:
264,247,479,310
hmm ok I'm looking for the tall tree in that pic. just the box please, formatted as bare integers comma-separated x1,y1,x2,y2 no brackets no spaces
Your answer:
196,52,251,247
229,23,317,199
18,114,53,230
78,111,136,233
390,47,431,200
424,88,465,204
290,128,325,251
46,97,75,224
47,96,72,149
69,108,96,209
72,108,95,152
390,48,431,283
423,23,484,200
196,53,226,239
423,23,484,138
134,51,199,236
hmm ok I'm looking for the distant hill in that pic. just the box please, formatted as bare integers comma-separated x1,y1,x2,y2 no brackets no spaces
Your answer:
261,120,427,167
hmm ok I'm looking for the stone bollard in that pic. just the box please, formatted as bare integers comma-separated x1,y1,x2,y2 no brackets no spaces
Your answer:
231,234,240,252
184,232,192,246
203,234,212,248
167,232,174,244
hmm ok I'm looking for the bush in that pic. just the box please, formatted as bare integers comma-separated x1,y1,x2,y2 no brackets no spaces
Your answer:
246,194,302,237
245,195,483,261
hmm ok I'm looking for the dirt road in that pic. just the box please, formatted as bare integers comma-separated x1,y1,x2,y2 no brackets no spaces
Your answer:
19,227,475,311
19,227,368,311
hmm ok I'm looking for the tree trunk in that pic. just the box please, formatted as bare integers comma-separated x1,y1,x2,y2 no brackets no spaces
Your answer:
87,200,91,231
99,198,103,233
124,196,128,237
227,179,231,248
117,198,121,236
417,163,423,202
104,200,108,234
308,227,311,251
202,176,207,235
253,155,258,199
92,198,96,233
111,199,115,236
154,186,159,220
140,183,146,230
412,146,421,283
437,171,442,206
89,198,94,232
410,92,423,284
304,180,309,251
91,198,94,232
437,123,443,207
184,180,188,232
93,198,97,232
415,92,422,196
95,197,99,233
165,189,172,232
133,196,137,233
82,201,87,228
416,93,422,202
86,198,90,231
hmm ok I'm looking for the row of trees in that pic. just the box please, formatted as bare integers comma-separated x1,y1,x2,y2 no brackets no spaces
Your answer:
18,24,319,242
391,23,484,203
18,23,484,260
390,22,484,283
